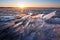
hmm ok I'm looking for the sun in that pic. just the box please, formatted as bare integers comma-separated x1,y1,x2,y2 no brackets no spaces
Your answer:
19,4,27,8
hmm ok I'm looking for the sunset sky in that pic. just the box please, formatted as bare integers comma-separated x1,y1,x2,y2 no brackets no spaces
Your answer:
0,0,60,7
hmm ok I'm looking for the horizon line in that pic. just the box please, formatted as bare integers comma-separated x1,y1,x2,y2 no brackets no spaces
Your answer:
0,7,60,8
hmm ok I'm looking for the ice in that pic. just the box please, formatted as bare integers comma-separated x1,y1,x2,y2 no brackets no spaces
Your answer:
0,7,60,40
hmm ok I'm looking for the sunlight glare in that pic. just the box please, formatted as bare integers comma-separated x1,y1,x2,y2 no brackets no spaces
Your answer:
19,4,26,8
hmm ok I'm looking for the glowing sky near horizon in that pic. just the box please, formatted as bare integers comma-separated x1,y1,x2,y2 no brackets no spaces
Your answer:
0,0,60,7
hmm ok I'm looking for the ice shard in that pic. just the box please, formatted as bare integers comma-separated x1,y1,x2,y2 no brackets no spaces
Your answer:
43,11,56,20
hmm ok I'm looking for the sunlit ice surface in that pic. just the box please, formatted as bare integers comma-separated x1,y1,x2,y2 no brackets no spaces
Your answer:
0,7,60,40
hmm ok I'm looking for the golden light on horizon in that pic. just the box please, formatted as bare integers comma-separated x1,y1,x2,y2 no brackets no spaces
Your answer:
18,4,27,8
16,3,60,8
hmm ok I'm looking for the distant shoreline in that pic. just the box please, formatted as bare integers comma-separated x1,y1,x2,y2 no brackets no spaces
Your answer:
0,7,60,9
